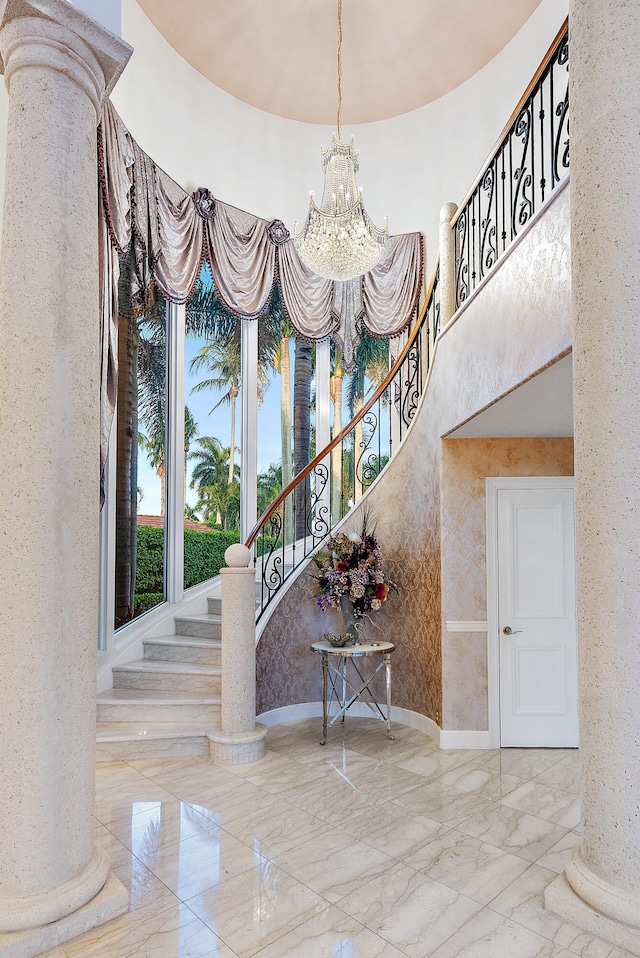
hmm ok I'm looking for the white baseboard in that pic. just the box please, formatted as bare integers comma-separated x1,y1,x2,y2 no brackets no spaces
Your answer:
257,702,440,743
439,729,492,749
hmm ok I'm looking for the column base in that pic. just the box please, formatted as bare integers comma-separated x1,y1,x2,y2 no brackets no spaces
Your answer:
545,874,640,956
208,724,268,765
0,871,128,958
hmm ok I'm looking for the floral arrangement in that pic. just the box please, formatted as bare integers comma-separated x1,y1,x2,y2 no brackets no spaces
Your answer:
313,518,394,620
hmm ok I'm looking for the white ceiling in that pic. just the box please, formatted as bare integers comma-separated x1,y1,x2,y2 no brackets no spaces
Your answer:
138,0,543,124
447,354,574,438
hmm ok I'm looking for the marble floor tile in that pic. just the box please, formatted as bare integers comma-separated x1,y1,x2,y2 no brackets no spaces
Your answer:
340,802,452,860
284,774,388,826
500,780,581,828
172,779,281,827
222,798,327,859
186,860,328,957
457,803,569,862
535,830,582,874
275,829,394,903
250,904,408,958
111,854,179,912
339,860,483,958
405,828,531,904
428,906,577,958
63,899,234,958
533,758,583,796
489,862,638,957
138,824,267,901
233,752,327,794
386,742,473,777
475,748,570,779
437,762,525,802
94,782,179,826
392,779,493,826
105,799,220,857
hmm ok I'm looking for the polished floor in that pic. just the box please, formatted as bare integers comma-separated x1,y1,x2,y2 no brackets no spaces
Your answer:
41,718,633,958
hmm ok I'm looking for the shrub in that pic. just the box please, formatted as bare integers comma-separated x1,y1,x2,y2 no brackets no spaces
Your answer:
134,525,280,607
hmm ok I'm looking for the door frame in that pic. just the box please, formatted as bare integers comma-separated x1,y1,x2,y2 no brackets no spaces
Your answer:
485,476,576,748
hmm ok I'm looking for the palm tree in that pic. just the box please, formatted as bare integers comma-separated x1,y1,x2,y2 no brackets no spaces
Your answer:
293,336,313,540
330,344,344,525
196,479,241,530
190,332,241,484
183,405,198,503
257,462,282,517
189,435,235,526
267,287,294,539
346,331,389,500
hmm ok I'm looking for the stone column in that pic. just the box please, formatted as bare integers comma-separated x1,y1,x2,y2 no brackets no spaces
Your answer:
438,202,458,332
0,0,131,952
544,3,640,952
208,544,267,764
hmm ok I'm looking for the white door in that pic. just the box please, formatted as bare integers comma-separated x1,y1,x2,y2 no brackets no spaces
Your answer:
497,483,578,747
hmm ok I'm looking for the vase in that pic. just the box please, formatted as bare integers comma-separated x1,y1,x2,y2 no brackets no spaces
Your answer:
340,594,360,645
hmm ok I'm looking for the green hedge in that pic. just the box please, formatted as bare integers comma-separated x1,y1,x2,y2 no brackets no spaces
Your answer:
134,526,279,602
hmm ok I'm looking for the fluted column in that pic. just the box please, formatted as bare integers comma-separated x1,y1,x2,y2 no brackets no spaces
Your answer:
208,544,267,764
545,2,640,952
0,0,131,950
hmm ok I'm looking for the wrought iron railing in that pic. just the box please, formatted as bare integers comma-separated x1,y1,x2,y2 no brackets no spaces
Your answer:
453,20,569,308
246,260,440,621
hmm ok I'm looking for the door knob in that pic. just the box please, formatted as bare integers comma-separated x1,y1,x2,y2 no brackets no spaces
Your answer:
502,626,523,635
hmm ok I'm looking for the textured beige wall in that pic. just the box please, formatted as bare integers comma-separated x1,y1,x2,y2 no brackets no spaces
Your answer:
440,437,574,730
257,184,572,726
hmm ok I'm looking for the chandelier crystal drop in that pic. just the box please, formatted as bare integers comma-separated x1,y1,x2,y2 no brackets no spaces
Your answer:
293,0,388,281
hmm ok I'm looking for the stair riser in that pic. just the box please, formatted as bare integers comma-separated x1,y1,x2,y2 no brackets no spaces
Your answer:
143,643,221,667
175,618,221,639
207,597,221,616
112,670,221,695
96,736,210,762
97,701,221,723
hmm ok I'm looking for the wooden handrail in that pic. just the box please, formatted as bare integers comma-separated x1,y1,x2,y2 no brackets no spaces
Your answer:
450,18,568,229
244,254,440,548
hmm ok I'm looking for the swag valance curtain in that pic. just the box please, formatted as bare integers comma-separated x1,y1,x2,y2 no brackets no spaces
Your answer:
98,100,423,498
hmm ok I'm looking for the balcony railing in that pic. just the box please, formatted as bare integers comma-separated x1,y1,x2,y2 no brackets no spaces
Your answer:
246,261,440,622
453,20,569,308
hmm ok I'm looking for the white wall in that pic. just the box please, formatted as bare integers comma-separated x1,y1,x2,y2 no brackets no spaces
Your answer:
111,0,567,273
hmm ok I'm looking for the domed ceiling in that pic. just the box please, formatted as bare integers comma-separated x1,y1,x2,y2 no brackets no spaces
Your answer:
138,0,544,124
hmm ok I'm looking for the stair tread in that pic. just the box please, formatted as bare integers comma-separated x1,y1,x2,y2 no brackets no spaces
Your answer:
97,689,221,703
144,635,221,649
113,660,220,676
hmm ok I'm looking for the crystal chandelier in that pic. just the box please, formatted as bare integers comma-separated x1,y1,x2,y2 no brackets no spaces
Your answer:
294,0,388,282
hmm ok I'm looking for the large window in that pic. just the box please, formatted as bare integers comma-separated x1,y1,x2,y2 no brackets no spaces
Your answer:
114,280,167,628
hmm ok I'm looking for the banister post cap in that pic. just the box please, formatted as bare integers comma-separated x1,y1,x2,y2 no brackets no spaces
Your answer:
225,543,251,568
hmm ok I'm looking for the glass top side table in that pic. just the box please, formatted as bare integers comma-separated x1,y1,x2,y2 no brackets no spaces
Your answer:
310,638,395,745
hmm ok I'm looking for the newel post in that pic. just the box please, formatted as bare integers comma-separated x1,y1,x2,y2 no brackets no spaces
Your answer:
208,544,268,763
438,201,458,334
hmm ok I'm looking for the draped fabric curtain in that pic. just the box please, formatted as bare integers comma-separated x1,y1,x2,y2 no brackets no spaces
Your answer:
97,99,424,491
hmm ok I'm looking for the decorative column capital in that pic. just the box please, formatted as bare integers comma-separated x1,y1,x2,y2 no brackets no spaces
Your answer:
0,0,131,116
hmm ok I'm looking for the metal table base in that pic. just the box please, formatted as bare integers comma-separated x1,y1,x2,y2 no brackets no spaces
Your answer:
311,639,395,745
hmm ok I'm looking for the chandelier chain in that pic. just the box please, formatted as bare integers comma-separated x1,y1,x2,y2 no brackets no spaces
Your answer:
337,0,343,139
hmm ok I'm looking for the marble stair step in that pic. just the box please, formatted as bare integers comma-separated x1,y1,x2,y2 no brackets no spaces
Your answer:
206,593,265,617
112,660,221,694
96,721,213,760
96,688,221,724
144,635,222,666
174,613,221,639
